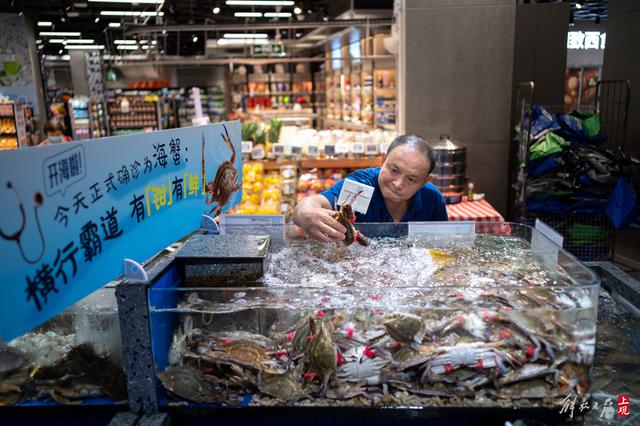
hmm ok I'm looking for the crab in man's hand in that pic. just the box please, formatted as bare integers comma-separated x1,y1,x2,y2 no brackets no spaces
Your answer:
332,190,369,247
202,124,242,217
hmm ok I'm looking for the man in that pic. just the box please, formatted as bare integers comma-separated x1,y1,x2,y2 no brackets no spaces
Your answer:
293,134,448,242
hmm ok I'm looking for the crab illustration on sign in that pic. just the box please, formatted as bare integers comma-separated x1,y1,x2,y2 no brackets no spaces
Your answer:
201,124,242,217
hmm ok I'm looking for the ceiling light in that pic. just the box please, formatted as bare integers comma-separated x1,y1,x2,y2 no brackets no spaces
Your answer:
108,22,121,27
226,1,294,5
162,29,167,35
294,7,301,15
264,12,292,18
223,33,268,38
151,40,157,45
50,39,95,44
88,0,164,3
45,55,71,61
100,11,165,17
114,39,137,44
234,12,262,17
216,38,269,46
142,45,150,49
296,32,302,38
61,17,66,22
37,21,53,27
67,11,80,17
192,35,199,42
323,16,328,21
116,45,139,50
213,7,221,14
576,3,582,9
95,17,100,23
58,49,63,54
66,45,105,49
74,2,88,7
139,40,148,44
40,31,82,36
35,39,42,44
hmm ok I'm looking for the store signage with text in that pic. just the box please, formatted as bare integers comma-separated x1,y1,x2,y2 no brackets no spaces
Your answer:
251,43,285,56
0,122,242,340
567,31,606,50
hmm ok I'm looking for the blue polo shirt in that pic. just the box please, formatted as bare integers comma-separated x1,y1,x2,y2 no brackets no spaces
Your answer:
320,167,448,222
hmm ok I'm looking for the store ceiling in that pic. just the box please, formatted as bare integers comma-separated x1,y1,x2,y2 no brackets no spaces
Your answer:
2,0,607,60
2,0,391,60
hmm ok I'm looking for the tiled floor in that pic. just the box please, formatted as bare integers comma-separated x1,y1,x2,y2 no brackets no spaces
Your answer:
614,230,640,279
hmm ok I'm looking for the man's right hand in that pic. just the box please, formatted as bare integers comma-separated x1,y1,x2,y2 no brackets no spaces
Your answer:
293,195,347,243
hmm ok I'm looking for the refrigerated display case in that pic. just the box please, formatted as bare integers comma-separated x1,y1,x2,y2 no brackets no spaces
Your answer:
0,102,34,150
69,97,91,141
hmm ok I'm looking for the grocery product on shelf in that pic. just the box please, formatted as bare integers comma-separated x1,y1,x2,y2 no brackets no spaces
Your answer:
69,97,91,140
108,94,160,136
0,101,34,149
90,102,108,138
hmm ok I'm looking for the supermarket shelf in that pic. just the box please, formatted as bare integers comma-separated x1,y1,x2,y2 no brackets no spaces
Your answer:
300,157,383,169
261,159,298,171
261,157,383,171
0,132,17,136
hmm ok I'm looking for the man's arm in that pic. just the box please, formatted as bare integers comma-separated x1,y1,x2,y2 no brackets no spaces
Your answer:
293,194,347,243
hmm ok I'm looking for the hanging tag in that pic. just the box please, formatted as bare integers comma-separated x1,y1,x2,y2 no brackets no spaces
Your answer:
365,143,379,155
324,144,336,157
241,141,253,154
336,178,374,214
272,144,284,157
307,145,319,158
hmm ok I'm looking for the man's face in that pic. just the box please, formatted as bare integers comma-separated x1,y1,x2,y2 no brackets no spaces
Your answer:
378,145,432,203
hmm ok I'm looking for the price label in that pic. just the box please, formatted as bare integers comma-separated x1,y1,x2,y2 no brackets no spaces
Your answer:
324,144,336,157
272,144,284,156
219,214,285,240
408,221,475,237
291,146,302,157
365,143,379,155
532,219,563,273
352,142,365,154
336,179,374,214
335,143,349,154
307,145,319,158
251,145,265,160
241,141,253,154
379,142,390,154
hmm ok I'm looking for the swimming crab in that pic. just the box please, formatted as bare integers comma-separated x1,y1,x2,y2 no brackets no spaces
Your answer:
332,191,369,247
202,124,242,217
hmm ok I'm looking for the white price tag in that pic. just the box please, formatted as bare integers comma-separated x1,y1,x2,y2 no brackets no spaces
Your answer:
241,141,253,154
379,142,390,154
352,142,365,154
324,144,336,157
534,219,564,247
307,145,319,158
291,146,302,157
532,219,563,272
335,143,349,154
365,143,379,155
272,144,284,156
219,214,285,240
408,221,476,237
336,179,374,214
251,145,265,160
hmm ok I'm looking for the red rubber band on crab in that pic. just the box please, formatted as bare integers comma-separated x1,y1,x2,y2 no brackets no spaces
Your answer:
363,346,376,358
304,372,319,378
349,214,356,224
500,329,512,340
455,315,465,325
346,327,354,339
526,345,536,358
337,350,343,366
444,363,454,374
476,359,484,369
307,334,314,341
287,332,295,341
316,309,325,318
223,337,233,344
354,229,360,243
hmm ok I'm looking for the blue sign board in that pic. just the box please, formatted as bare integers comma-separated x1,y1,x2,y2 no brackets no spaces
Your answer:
0,122,242,340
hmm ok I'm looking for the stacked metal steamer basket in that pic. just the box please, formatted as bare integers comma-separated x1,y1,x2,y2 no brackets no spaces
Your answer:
430,134,466,204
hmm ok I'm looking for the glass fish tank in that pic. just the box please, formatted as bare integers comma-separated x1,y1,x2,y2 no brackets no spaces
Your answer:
148,222,599,409
0,286,127,406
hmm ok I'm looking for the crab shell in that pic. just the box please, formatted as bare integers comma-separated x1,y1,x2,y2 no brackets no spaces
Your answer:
383,313,426,344
209,160,240,205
